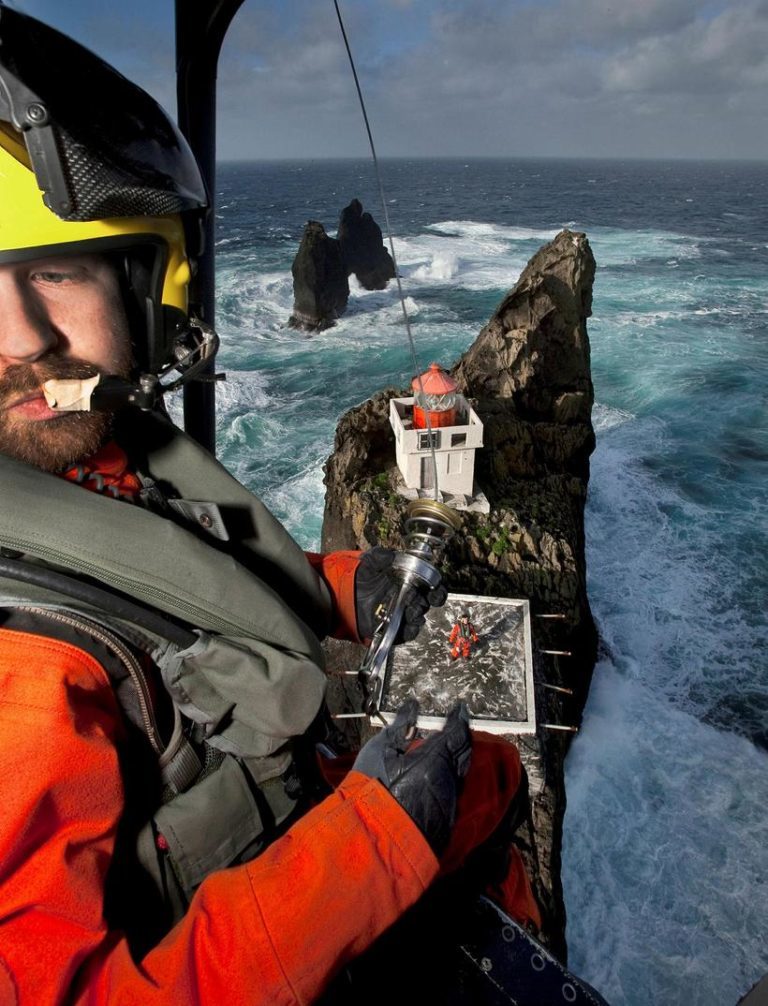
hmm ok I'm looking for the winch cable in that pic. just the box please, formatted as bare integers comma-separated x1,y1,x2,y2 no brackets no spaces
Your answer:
333,0,440,501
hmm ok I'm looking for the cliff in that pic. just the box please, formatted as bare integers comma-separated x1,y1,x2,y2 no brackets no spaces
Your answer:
321,229,599,958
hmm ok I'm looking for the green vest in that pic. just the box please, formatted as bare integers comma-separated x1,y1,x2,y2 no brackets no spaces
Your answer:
0,412,334,950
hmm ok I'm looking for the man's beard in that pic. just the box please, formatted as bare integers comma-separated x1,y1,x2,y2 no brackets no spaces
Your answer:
0,358,120,472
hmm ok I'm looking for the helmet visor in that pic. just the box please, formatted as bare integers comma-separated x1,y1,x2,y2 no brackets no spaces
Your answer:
0,6,207,223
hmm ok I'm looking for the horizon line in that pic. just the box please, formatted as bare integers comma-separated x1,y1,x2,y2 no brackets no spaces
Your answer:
217,153,768,167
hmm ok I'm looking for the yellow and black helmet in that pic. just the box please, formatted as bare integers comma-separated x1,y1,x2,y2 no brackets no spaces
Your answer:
0,5,209,375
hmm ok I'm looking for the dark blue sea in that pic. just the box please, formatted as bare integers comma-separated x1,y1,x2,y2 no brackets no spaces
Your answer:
201,158,767,1005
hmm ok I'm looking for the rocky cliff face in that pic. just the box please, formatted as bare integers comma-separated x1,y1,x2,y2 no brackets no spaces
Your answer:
321,229,598,959
453,229,595,481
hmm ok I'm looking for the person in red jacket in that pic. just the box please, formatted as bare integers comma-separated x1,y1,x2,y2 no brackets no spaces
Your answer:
449,612,480,659
0,9,542,1005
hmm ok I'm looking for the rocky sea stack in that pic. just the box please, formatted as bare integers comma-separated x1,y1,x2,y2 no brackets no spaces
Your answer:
338,198,396,290
321,229,599,957
288,220,349,332
289,200,395,330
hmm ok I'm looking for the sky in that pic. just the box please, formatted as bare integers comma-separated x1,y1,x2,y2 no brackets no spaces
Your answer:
6,0,768,161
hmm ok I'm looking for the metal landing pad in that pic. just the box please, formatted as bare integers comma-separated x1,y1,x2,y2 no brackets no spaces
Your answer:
380,593,536,735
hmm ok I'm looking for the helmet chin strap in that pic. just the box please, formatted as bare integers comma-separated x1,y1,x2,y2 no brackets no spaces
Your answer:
43,317,221,414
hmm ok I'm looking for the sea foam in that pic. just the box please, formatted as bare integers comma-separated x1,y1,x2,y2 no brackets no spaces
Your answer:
564,665,768,1006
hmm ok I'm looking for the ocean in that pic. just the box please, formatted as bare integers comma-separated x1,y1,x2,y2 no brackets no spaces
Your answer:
206,158,768,1005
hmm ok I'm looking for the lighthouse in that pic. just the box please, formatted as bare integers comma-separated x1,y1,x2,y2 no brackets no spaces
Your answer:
389,363,487,510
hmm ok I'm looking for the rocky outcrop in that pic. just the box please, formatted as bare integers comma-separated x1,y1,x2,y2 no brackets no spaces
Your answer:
321,229,598,959
289,221,349,331
338,198,396,290
288,202,395,330
452,229,595,483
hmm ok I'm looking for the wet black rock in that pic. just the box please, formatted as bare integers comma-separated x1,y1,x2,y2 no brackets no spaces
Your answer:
338,198,395,290
289,220,349,331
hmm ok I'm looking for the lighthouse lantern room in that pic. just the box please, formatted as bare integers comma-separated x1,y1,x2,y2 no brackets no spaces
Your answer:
389,363,487,509
412,363,458,429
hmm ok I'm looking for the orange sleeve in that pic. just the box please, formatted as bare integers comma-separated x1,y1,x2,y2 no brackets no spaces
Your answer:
305,550,362,642
0,629,438,1006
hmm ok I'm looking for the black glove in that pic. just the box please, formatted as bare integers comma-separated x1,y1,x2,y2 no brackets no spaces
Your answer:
353,699,472,855
354,546,448,644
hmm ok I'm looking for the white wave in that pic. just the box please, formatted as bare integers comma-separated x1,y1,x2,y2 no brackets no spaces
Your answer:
392,233,525,293
217,410,288,489
261,464,326,551
592,402,635,433
344,277,421,319
589,228,704,267
216,265,295,334
347,275,370,296
211,218,709,336
583,417,764,707
564,666,768,1006
560,408,768,1006
172,372,269,423
411,253,460,282
215,371,271,413
426,220,559,242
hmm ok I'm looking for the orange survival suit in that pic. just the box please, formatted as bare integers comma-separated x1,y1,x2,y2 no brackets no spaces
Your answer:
450,616,479,659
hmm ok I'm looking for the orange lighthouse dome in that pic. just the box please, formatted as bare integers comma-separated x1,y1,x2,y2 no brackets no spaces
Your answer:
412,363,458,429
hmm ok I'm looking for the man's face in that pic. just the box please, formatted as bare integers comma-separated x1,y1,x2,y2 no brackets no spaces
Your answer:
0,253,132,471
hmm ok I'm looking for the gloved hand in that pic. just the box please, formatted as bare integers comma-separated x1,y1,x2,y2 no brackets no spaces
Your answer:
353,699,472,856
354,546,448,644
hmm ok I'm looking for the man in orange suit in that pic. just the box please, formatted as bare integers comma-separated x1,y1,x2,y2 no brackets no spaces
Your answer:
450,612,480,659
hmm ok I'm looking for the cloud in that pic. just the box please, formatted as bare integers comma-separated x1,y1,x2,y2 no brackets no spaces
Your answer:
350,0,768,158
10,0,768,160
601,1,768,95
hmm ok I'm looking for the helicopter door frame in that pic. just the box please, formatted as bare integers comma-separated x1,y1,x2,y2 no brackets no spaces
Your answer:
175,0,247,453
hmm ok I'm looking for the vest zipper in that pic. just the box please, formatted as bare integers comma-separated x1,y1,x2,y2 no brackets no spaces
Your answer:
14,605,164,756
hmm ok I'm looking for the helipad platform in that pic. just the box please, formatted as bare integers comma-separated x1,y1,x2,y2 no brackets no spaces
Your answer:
380,592,536,735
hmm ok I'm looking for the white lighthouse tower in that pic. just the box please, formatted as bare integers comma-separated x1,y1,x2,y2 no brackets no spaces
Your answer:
389,363,487,511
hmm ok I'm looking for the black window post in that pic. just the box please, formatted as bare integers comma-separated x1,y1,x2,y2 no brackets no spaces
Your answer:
175,0,246,453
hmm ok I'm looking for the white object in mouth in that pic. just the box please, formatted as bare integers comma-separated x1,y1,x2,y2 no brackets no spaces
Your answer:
42,375,101,412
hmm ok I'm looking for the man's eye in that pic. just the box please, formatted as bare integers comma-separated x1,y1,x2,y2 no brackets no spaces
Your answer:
32,271,75,284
